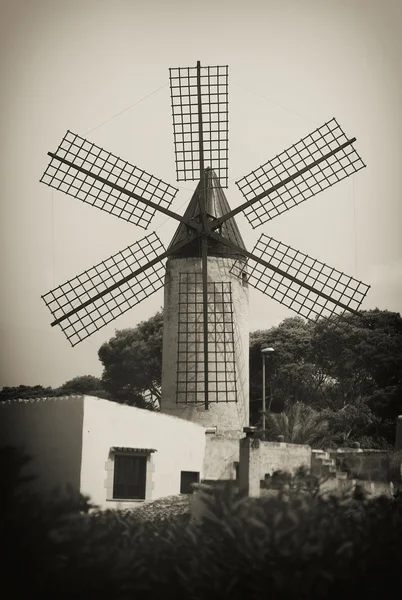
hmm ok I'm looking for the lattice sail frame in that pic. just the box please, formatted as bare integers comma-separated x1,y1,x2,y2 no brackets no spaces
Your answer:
236,118,365,229
176,273,236,404
41,131,178,230
231,234,370,321
169,64,229,187
42,232,165,346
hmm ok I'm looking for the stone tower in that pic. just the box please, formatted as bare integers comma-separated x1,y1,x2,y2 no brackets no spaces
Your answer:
161,170,249,438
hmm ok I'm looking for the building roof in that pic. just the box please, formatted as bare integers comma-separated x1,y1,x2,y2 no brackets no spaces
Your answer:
168,168,247,259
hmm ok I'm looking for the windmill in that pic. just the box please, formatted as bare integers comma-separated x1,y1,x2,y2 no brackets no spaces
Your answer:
40,61,370,436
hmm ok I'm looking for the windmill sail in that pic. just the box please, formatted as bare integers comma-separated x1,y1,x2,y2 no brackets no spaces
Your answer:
235,119,365,229
231,233,370,321
169,61,230,409
42,232,166,346
169,64,229,187
40,131,178,230
176,273,237,404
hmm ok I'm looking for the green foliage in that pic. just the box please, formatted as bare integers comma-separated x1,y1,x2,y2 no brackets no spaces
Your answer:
250,317,322,416
321,401,382,447
261,466,321,496
250,309,402,446
0,446,95,598
0,377,108,402
55,375,110,400
2,446,402,599
259,402,330,448
98,310,163,408
57,375,105,395
0,384,54,401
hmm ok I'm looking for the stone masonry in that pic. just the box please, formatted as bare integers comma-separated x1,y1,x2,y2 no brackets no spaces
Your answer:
161,255,249,437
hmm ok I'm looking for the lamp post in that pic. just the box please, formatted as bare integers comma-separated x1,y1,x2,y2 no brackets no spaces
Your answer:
261,347,274,440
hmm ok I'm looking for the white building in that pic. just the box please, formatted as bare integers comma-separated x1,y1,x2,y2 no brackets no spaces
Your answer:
0,395,207,509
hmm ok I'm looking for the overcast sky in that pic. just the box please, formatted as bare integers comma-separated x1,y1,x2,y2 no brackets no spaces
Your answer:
1,0,401,388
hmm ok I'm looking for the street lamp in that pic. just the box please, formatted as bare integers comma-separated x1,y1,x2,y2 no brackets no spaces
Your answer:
261,347,275,439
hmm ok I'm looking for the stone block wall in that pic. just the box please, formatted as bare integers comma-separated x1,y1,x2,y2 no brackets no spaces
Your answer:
239,438,312,497
319,477,394,498
161,256,249,436
329,449,391,482
259,440,312,478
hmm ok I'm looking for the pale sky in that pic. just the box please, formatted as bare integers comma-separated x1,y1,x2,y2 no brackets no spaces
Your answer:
1,0,401,388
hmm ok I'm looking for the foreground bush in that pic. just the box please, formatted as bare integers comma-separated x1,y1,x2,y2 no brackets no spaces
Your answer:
1,446,402,599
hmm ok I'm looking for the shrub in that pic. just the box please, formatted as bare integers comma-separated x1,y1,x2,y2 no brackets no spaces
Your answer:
261,402,330,448
1,446,402,599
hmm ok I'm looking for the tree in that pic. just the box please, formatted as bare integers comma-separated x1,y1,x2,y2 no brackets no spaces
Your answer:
0,377,108,402
0,385,54,401
56,375,107,397
249,309,402,446
320,402,382,447
259,402,330,448
249,317,323,421
98,310,163,408
311,310,402,441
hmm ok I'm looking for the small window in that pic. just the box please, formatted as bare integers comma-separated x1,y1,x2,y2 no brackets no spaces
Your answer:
180,471,200,494
113,454,147,500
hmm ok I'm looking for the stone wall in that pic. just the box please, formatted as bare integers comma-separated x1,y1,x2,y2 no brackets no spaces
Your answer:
259,440,312,478
329,449,391,481
238,437,312,497
161,256,249,436
319,478,394,498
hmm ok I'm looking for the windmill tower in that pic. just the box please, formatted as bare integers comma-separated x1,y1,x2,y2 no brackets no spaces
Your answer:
39,61,370,438
161,169,250,435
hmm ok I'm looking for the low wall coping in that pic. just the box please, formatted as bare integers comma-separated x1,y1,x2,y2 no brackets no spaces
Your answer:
260,441,311,450
330,448,389,454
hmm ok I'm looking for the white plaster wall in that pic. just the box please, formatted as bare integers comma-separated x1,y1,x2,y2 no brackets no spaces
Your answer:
0,396,84,495
161,256,249,436
203,435,240,480
80,396,207,509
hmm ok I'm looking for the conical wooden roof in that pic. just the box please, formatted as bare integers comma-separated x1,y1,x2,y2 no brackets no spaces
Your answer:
168,169,247,259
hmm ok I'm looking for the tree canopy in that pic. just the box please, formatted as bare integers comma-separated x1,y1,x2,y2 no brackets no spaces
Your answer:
57,375,104,396
0,385,55,401
0,376,108,402
250,309,402,447
55,375,110,399
98,310,163,408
